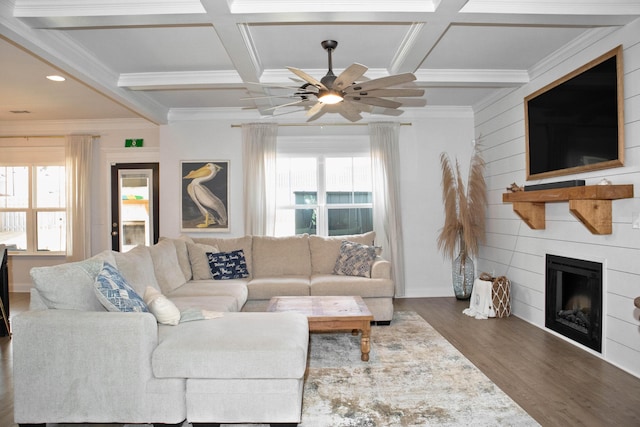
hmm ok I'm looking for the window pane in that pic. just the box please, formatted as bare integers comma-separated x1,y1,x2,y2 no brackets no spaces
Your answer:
275,208,317,236
37,211,66,252
37,166,65,208
0,211,27,250
328,208,373,236
325,157,372,205
295,208,317,235
276,157,317,205
0,166,29,208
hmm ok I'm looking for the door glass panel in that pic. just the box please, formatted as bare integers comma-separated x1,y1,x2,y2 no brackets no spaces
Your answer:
119,169,152,252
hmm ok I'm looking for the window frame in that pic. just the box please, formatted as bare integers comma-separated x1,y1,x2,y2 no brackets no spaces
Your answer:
0,143,66,255
276,153,373,237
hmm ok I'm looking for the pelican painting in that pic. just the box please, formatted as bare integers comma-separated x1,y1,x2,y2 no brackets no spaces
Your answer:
181,161,229,230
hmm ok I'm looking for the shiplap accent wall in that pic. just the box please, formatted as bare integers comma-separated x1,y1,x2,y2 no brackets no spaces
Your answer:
475,19,640,378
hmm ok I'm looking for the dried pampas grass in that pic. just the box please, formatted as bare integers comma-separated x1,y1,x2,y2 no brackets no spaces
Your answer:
437,144,487,261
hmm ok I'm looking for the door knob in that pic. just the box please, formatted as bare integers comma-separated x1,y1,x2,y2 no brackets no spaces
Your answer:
111,231,118,236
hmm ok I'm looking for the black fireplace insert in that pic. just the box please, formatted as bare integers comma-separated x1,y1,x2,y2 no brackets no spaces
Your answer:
545,254,602,352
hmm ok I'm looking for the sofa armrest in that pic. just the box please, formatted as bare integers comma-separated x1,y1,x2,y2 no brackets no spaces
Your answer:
13,309,164,423
371,257,392,279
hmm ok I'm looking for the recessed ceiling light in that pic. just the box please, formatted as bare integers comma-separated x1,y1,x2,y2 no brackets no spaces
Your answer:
46,75,66,82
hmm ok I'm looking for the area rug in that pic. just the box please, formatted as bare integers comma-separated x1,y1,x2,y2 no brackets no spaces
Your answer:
296,310,539,426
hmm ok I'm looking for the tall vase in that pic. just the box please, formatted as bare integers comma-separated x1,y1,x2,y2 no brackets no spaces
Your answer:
452,252,474,300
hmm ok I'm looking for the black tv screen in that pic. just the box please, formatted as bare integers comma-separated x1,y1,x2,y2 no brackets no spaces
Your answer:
525,46,624,180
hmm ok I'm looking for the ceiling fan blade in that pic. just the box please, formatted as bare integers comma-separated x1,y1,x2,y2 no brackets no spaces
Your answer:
265,99,315,111
347,97,402,109
287,67,327,90
306,103,330,122
373,107,405,116
241,94,313,101
306,101,326,118
333,63,368,90
337,102,363,122
246,82,301,91
345,88,424,98
343,73,416,93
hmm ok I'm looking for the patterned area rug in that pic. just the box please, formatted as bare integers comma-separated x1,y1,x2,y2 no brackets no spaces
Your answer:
297,311,539,426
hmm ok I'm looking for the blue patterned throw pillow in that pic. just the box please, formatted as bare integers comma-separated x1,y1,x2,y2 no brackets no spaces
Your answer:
207,250,250,280
94,262,149,313
333,240,378,278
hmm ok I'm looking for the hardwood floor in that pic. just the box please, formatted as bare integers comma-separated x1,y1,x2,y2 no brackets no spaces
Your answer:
1,294,639,426
395,298,640,427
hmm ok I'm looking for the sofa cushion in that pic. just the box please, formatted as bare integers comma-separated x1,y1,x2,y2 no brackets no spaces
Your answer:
310,274,395,297
94,262,149,313
144,286,181,325
246,276,310,300
153,312,308,379
169,295,240,313
149,239,188,294
193,235,253,278
309,231,376,274
164,236,193,281
187,242,220,280
207,250,249,280
113,245,161,296
251,235,311,278
29,254,110,312
333,240,378,278
167,279,248,312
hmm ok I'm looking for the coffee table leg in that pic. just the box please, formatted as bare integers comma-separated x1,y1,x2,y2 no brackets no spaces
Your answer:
360,322,371,362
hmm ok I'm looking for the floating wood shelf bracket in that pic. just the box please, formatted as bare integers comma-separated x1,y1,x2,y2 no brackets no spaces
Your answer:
502,184,633,235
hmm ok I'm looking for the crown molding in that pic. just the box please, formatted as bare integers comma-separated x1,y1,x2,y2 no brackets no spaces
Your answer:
0,118,157,136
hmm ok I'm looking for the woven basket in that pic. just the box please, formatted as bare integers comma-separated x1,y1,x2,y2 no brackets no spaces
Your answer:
479,273,511,318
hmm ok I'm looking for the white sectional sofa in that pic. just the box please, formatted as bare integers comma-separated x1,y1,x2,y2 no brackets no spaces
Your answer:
12,232,394,426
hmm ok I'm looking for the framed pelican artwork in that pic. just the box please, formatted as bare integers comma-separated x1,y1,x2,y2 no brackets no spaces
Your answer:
181,161,229,232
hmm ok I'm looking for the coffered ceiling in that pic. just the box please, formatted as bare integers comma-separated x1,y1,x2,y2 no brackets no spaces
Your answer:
1,0,639,124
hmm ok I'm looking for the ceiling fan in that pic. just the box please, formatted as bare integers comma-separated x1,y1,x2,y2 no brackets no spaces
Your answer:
253,40,425,122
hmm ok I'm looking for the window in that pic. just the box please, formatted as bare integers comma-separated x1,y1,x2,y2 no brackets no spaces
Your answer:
275,155,373,236
0,164,66,254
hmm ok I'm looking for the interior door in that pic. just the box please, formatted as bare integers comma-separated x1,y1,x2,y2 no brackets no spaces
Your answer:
110,163,159,252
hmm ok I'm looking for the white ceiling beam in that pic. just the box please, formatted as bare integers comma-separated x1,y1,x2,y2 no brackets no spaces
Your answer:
228,0,439,14
415,69,529,87
118,67,529,90
461,0,640,16
118,70,245,90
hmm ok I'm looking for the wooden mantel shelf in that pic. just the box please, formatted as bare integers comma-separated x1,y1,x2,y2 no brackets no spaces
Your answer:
502,184,634,235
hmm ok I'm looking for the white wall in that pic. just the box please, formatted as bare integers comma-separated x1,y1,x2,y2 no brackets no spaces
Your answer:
159,109,475,298
0,118,160,292
475,19,640,377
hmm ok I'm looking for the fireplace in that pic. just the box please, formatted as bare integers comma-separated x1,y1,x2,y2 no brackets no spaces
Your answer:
545,254,602,352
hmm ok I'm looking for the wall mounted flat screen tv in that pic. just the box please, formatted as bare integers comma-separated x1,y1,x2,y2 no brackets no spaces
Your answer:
525,45,624,181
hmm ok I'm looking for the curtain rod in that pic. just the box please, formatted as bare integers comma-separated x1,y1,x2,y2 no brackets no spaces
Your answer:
231,122,411,128
0,134,100,139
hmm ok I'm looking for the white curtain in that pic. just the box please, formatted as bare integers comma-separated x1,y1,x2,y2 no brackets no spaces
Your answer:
242,123,278,236
369,122,405,297
65,134,94,262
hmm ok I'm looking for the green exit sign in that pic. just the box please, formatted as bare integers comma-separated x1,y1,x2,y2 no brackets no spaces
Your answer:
125,138,144,147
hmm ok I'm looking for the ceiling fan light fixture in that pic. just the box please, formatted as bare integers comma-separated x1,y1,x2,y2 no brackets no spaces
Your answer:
318,89,343,105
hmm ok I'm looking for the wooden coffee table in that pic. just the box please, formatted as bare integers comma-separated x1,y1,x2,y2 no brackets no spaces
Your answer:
267,295,374,361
